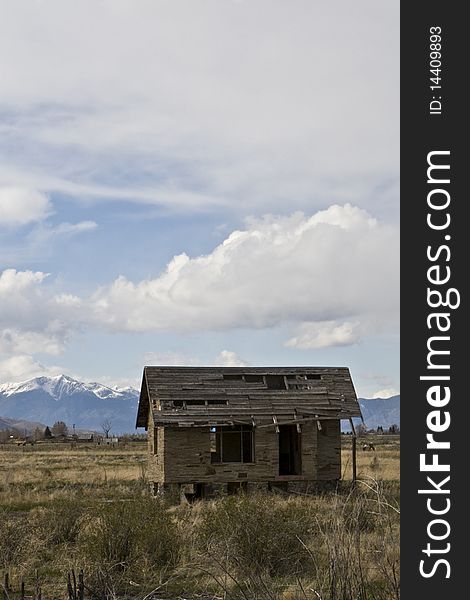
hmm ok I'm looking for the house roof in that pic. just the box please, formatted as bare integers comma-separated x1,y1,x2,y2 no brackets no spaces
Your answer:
136,366,361,429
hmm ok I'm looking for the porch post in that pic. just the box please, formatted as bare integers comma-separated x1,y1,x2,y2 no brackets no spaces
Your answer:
349,418,357,486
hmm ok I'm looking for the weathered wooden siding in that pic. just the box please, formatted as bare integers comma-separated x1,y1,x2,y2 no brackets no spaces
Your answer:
147,412,164,483
160,422,332,484
301,422,318,479
316,420,341,480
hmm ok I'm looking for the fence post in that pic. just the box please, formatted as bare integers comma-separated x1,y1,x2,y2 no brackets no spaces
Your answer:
21,580,25,600
349,417,357,487
352,434,357,486
78,570,84,600
72,569,77,600
34,569,41,600
67,572,74,600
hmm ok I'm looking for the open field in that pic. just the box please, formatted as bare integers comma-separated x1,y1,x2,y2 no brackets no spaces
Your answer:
0,437,399,600
341,435,400,481
0,442,148,510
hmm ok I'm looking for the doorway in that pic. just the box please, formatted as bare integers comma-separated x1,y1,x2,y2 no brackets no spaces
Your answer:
278,425,301,475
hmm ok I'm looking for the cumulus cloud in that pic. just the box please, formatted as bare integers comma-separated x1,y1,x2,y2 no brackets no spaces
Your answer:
142,350,248,368
0,269,80,354
213,351,249,367
0,187,52,226
0,205,398,354
0,354,62,383
90,205,399,337
0,329,65,356
285,321,361,349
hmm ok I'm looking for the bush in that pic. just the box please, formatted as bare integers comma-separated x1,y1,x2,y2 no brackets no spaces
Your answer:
78,497,179,573
31,499,86,545
196,494,315,577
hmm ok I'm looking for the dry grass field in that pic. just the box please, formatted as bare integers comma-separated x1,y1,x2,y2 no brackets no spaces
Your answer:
0,442,147,510
0,436,399,600
341,435,400,481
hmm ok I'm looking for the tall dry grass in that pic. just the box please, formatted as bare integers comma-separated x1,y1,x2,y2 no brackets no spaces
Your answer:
0,439,400,599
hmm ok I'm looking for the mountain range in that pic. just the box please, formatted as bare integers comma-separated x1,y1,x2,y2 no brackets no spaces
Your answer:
0,374,399,435
0,375,139,435
357,395,400,430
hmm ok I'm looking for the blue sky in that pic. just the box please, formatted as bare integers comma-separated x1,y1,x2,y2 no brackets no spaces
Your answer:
0,0,399,398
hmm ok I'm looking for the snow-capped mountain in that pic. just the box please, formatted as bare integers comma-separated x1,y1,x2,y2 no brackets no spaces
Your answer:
0,375,140,434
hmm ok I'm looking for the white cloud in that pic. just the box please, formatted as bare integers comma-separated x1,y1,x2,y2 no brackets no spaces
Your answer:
0,205,399,355
51,221,97,235
0,187,52,226
0,354,62,384
89,205,399,337
142,349,248,368
28,220,98,245
372,388,399,399
0,1,399,217
285,321,361,349
213,350,249,367
0,269,79,354
0,329,65,355
82,374,141,391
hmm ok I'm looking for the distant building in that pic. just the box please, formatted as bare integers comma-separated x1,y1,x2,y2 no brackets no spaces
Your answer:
98,436,119,445
136,366,362,501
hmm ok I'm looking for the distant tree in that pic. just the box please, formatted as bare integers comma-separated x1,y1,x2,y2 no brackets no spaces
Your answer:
356,423,367,437
388,424,400,434
33,427,45,441
101,419,112,439
51,421,68,437
44,426,53,439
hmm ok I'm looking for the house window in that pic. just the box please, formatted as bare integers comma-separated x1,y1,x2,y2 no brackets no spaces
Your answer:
244,374,264,383
210,425,254,463
265,375,287,390
223,374,244,381
171,399,228,408
285,373,322,390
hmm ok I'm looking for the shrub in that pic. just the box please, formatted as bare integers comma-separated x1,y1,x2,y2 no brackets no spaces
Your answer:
78,497,179,573
196,494,315,577
31,499,86,545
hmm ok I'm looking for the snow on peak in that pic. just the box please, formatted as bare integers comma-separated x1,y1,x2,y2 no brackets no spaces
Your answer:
0,375,138,400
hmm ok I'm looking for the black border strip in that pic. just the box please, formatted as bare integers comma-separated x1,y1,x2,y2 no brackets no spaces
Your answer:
401,3,465,596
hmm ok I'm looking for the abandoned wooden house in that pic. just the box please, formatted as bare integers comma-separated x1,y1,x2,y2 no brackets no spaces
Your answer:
136,366,362,501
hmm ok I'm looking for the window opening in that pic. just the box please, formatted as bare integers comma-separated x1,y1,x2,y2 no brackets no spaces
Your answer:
210,425,254,463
